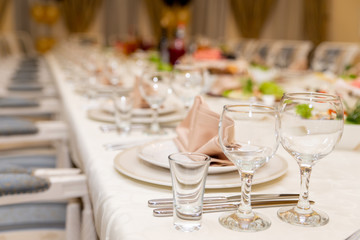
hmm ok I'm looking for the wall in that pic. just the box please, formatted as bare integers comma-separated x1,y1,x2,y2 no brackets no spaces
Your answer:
226,0,360,43
328,0,360,42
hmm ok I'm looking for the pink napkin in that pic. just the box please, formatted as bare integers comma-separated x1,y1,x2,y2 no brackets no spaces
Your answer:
174,96,233,166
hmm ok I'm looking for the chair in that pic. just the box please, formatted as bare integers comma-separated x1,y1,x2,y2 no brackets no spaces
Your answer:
231,38,258,61
311,41,360,74
0,166,96,240
0,97,61,120
267,40,313,70
247,39,276,66
0,119,71,168
0,118,96,239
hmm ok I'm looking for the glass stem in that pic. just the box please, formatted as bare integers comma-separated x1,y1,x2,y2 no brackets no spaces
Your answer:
238,171,254,217
296,165,312,212
150,107,160,133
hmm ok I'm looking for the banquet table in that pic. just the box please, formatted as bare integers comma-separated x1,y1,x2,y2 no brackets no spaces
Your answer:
46,54,360,240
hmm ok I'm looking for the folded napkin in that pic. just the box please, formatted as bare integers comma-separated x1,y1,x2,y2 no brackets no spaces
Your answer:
0,97,39,108
174,96,233,166
7,83,43,92
0,116,38,135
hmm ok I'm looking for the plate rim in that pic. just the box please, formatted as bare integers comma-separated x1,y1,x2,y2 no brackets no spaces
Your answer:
87,108,185,124
113,145,288,189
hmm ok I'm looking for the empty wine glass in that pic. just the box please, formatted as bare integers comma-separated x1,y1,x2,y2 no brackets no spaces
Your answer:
139,71,170,134
218,104,280,232
277,92,344,227
171,64,204,109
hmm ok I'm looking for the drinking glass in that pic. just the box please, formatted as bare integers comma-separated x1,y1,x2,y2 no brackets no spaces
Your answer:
171,64,204,109
169,152,211,232
277,92,344,227
113,92,133,135
139,71,170,134
218,104,279,232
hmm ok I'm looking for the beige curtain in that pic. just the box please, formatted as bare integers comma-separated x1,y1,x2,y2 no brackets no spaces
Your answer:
230,0,278,39
144,0,164,42
62,0,103,33
190,0,228,40
0,0,9,30
303,0,328,46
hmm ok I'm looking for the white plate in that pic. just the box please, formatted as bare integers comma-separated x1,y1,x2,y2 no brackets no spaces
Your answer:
138,139,237,174
113,145,288,189
100,99,177,116
87,108,185,124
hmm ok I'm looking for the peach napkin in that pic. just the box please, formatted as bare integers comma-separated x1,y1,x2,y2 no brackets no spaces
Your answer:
174,96,233,166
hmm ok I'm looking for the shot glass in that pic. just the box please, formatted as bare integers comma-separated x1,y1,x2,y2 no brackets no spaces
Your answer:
113,93,133,135
168,152,211,232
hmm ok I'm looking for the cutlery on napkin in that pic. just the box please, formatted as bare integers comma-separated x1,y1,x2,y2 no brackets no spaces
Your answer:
174,95,232,166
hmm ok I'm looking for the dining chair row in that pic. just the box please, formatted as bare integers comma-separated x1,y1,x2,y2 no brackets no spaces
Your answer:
0,55,97,239
226,38,360,75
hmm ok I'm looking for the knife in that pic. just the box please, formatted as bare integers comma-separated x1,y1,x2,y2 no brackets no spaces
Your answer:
148,193,299,208
153,199,314,217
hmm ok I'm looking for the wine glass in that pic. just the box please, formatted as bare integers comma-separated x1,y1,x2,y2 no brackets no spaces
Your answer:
171,64,204,109
277,92,344,227
139,71,171,134
218,104,280,232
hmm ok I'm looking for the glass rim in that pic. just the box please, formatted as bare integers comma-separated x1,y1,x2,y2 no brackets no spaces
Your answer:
282,92,341,102
168,152,211,164
223,104,277,113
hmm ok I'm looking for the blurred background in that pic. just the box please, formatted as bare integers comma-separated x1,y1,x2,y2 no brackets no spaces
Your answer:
0,0,360,54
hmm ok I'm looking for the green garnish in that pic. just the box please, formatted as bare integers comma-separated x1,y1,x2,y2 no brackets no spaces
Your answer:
242,78,253,95
222,89,232,97
250,62,269,71
346,101,360,124
296,104,313,119
259,81,284,100
148,52,161,63
157,62,172,71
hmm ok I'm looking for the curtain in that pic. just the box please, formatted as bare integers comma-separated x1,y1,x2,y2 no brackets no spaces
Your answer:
104,0,141,45
62,0,103,33
0,0,9,30
144,0,164,42
230,0,278,39
303,0,328,46
190,0,228,41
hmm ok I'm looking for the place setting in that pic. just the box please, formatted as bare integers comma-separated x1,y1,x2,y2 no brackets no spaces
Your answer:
114,90,344,233
86,69,187,134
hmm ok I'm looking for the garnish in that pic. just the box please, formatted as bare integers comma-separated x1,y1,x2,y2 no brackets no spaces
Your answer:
250,62,269,71
296,104,313,119
259,81,284,100
345,101,360,124
242,78,253,95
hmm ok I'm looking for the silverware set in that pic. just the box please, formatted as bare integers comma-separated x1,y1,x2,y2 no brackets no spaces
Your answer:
148,193,311,217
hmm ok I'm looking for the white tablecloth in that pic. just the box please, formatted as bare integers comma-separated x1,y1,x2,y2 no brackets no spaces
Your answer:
46,54,360,240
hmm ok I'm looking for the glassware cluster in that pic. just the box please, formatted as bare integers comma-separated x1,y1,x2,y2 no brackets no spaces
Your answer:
217,92,344,232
